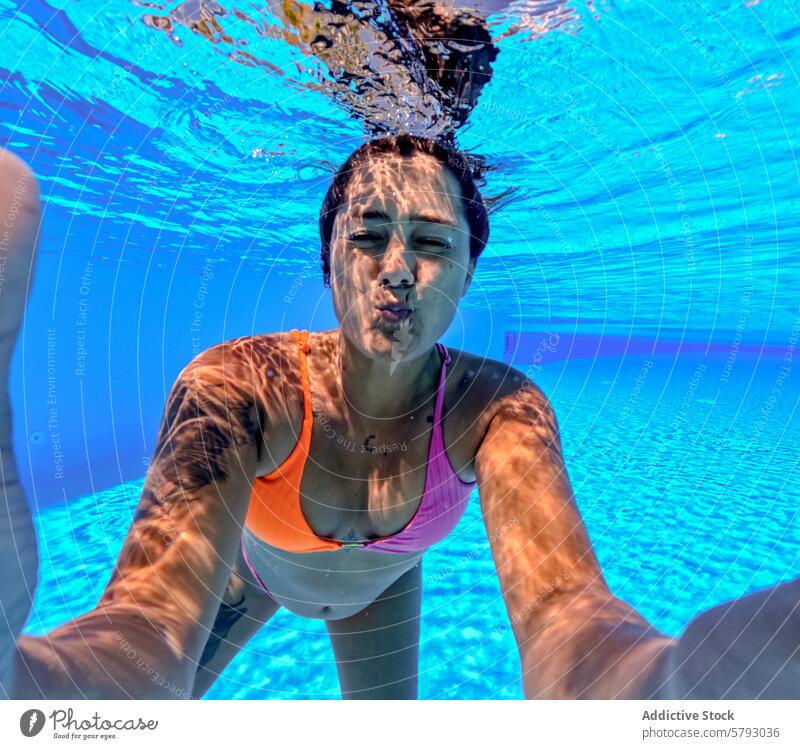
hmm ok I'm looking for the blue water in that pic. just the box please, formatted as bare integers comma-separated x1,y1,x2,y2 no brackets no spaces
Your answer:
3,0,799,698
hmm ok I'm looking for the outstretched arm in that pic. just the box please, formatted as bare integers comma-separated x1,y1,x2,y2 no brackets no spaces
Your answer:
12,354,263,699
475,369,800,698
11,343,263,699
474,372,675,699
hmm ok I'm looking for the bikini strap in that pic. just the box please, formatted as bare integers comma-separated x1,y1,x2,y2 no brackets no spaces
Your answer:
432,343,450,426
290,328,313,423
291,328,311,354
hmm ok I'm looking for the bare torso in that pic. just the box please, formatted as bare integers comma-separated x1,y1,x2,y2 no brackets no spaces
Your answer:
236,328,499,620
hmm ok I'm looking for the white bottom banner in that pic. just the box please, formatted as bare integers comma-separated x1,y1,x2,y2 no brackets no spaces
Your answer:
1,700,797,748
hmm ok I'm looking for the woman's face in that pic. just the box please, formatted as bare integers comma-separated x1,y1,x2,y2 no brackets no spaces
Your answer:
329,151,475,361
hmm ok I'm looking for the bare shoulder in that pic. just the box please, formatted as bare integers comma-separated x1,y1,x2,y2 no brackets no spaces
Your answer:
447,347,558,448
188,331,309,474
186,331,304,412
186,331,296,381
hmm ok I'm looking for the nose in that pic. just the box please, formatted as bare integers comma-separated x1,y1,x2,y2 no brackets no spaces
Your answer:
378,267,414,289
377,234,414,289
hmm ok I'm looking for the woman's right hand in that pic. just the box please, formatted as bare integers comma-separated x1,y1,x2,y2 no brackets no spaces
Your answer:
0,148,43,698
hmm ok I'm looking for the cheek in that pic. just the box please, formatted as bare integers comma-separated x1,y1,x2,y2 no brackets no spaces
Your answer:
331,245,376,305
418,258,466,300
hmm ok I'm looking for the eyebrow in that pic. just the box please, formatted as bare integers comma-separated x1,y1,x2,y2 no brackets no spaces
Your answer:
355,209,457,229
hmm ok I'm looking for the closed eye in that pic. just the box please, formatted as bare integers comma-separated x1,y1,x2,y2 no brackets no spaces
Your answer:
347,232,452,251
348,232,382,242
417,237,451,249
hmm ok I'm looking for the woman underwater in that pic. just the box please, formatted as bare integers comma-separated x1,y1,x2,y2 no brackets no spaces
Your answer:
1,134,798,700
2,0,799,701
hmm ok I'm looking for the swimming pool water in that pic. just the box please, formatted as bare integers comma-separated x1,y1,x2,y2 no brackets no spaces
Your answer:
3,0,799,698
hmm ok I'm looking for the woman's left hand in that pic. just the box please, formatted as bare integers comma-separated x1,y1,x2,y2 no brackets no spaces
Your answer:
659,577,800,698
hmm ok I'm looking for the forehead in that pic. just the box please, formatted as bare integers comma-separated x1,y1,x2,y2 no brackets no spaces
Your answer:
340,152,465,219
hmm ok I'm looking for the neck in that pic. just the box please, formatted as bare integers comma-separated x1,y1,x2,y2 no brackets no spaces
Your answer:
335,329,439,420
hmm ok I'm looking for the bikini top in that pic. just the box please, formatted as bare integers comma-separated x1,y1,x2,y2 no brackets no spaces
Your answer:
243,329,477,554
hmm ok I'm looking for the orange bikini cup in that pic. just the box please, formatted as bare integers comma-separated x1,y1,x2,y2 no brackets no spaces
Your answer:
244,329,340,552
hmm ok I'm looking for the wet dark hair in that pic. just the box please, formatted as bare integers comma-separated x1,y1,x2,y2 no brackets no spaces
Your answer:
318,133,490,288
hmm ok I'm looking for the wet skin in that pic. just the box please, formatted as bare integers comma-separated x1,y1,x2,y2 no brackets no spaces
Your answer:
3,147,799,701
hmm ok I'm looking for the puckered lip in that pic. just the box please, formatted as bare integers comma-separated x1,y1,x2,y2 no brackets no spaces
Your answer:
376,302,415,313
